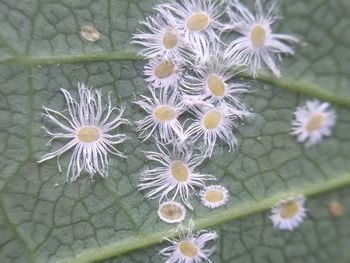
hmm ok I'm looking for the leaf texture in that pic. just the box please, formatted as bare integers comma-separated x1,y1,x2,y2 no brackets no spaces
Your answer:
0,0,349,263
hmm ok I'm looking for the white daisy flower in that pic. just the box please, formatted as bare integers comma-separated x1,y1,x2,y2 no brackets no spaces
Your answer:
200,185,229,209
223,0,299,77
270,195,306,231
38,83,129,182
158,200,186,224
139,143,215,209
184,103,246,157
291,100,336,146
135,88,185,142
160,220,218,263
144,57,183,88
180,51,248,108
159,0,224,63
133,11,189,62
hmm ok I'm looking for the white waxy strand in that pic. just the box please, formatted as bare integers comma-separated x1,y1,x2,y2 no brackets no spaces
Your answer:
39,83,129,182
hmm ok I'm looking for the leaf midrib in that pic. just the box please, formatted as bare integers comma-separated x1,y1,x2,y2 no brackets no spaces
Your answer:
59,173,350,263
2,51,350,108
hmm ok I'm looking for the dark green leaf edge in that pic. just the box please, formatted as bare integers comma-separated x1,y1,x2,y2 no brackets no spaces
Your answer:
59,173,350,263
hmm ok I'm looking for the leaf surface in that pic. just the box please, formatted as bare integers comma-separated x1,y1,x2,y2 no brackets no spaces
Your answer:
0,0,350,263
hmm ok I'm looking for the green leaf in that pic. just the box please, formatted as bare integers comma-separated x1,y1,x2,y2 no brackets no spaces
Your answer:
0,0,349,263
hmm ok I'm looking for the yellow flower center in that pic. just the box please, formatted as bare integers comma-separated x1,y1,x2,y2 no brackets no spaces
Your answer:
159,203,184,221
162,30,178,49
207,74,226,97
203,109,221,130
154,105,177,122
279,201,300,219
250,25,266,48
170,160,189,182
204,189,224,203
77,126,101,143
179,241,198,258
305,113,324,132
186,12,209,32
154,60,175,79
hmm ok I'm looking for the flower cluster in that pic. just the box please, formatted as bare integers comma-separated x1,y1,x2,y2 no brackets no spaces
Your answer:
134,0,306,213
133,0,340,260
34,0,340,261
